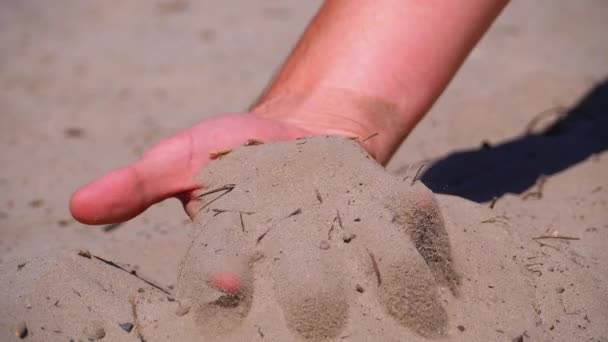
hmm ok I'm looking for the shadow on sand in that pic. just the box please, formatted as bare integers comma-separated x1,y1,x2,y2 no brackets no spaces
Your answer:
418,80,608,202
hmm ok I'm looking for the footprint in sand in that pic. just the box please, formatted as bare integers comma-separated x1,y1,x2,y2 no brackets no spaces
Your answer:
176,136,460,340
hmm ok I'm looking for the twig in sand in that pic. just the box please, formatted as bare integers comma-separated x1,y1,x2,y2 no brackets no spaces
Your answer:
256,228,272,245
522,175,547,200
92,255,170,295
327,223,335,240
244,139,264,146
210,208,251,233
360,132,379,143
411,163,426,186
524,106,567,135
533,240,559,251
367,249,382,286
489,197,498,209
336,210,344,229
532,235,580,241
195,184,236,214
129,295,146,342
211,208,254,216
401,163,413,182
209,149,232,159
198,184,236,197
285,208,302,219
481,215,510,225
315,189,323,203
349,132,380,143
239,212,246,233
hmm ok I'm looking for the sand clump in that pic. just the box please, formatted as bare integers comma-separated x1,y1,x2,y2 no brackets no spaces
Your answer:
1,136,606,341
177,136,459,339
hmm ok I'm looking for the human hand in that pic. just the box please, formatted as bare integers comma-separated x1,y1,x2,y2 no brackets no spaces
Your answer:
69,113,312,224
70,111,384,225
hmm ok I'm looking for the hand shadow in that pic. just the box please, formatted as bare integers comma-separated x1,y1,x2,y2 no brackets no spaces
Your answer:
417,79,608,203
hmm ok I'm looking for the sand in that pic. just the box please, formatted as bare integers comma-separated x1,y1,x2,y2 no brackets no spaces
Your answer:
1,1,607,342
1,136,606,341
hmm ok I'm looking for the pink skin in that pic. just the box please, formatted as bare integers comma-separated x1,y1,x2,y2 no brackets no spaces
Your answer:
210,273,242,295
70,113,315,224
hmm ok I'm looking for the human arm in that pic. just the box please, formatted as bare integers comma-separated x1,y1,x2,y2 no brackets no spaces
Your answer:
253,0,508,163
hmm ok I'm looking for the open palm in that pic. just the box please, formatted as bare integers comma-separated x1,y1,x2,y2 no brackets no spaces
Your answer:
70,113,317,225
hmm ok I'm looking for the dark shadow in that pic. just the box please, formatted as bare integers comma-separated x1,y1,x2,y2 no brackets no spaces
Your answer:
418,80,608,202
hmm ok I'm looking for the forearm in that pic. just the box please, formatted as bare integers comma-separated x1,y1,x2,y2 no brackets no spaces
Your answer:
252,0,508,163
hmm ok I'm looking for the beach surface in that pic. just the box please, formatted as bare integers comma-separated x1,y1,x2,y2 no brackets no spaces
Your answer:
1,1,607,341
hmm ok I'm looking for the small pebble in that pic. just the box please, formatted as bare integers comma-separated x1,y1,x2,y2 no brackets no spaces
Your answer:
28,199,44,208
78,250,92,259
119,322,134,333
355,284,365,293
57,219,71,227
342,233,356,243
556,286,565,294
14,321,27,339
84,323,105,340
64,127,85,138
319,241,330,250
512,335,524,342
175,304,191,317
457,325,465,332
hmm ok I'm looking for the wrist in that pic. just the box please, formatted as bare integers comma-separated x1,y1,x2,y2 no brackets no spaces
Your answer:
251,86,413,164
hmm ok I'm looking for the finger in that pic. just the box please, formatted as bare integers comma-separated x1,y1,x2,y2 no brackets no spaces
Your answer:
210,272,242,295
70,135,201,224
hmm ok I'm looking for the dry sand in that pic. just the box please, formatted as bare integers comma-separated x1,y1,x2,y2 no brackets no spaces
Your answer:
1,137,606,341
1,1,607,341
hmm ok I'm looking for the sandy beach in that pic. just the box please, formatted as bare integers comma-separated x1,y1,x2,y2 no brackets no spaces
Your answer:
1,1,607,341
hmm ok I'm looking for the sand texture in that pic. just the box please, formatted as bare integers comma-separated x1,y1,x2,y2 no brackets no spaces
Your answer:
2,1,608,341
2,136,605,341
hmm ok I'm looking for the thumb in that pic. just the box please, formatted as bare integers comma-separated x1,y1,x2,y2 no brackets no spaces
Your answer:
70,135,202,224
